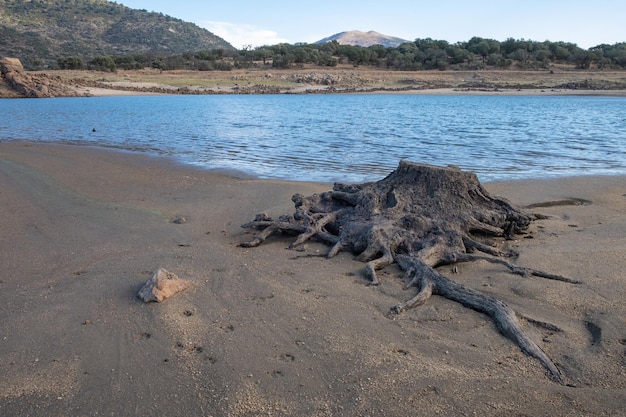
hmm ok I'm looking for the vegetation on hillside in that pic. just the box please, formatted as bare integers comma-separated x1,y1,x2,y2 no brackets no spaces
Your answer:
71,37,626,74
0,0,234,69
0,0,624,73
214,38,626,71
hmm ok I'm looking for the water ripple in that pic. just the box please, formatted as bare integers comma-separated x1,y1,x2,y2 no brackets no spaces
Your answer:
1,94,625,183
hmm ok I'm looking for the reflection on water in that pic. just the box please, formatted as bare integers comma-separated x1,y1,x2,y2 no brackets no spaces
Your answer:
1,94,625,183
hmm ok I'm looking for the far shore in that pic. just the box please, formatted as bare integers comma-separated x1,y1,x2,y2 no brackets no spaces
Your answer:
361,87,626,96
3,64,626,98
77,85,626,98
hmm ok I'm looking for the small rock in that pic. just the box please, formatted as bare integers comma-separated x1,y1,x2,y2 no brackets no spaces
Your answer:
137,268,191,303
172,216,187,224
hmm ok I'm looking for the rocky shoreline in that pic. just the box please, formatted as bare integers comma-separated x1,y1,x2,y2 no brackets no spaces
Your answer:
2,57,626,97
0,58,86,98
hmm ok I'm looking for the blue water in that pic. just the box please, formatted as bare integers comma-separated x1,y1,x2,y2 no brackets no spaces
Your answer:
1,94,625,183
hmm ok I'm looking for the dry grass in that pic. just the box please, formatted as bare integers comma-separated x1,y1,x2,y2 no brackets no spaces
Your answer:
47,64,626,95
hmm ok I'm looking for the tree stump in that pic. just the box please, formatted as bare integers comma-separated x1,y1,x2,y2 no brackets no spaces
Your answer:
240,161,578,383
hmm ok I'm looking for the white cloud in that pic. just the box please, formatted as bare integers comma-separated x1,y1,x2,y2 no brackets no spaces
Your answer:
202,21,290,49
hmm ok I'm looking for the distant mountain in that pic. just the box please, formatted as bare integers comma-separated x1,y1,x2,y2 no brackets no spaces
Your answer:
0,0,234,69
315,30,409,48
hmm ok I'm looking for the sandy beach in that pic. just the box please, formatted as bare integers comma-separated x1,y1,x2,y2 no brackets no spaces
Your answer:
1,142,625,416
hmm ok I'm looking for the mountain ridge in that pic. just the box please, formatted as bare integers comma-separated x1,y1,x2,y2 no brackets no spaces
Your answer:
315,30,409,48
0,0,234,69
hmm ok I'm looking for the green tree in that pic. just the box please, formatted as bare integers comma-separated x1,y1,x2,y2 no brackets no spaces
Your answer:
253,47,272,64
320,40,339,56
448,44,471,65
591,43,626,68
270,44,295,68
466,37,500,62
570,50,596,69
89,55,116,72
57,56,84,70
151,59,165,72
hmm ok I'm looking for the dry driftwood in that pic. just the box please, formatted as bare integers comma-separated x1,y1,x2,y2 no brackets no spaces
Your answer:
240,161,579,383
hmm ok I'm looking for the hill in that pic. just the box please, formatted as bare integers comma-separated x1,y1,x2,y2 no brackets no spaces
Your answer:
316,30,409,48
0,0,234,70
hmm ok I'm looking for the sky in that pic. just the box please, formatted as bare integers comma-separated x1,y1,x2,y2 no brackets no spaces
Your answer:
118,1,625,49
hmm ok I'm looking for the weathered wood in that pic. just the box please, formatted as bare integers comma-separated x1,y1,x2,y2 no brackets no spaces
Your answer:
240,161,576,383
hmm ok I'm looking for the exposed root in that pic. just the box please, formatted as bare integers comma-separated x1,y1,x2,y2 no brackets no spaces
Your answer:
239,161,579,383
392,255,564,383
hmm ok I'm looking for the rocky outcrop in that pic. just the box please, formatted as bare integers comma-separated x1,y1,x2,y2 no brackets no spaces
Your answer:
0,57,80,98
287,72,369,87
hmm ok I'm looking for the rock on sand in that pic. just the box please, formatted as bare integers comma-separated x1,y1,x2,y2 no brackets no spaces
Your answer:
137,268,191,303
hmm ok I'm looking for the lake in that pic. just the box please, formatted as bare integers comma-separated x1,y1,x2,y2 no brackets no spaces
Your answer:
1,94,625,183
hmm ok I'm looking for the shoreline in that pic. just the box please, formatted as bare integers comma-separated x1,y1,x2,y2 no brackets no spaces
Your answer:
55,66,626,98
3,139,626,185
3,65,626,98
77,86,626,98
1,141,625,415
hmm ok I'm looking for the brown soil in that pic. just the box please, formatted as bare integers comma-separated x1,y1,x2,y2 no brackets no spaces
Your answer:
3,62,626,97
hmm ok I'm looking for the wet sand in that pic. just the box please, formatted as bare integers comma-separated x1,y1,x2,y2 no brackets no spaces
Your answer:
1,142,625,416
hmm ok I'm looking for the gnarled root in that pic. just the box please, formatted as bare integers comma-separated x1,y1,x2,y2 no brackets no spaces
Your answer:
391,255,564,383
239,161,577,383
